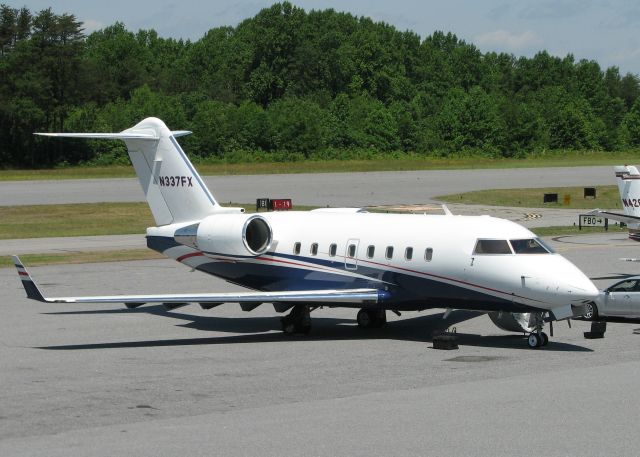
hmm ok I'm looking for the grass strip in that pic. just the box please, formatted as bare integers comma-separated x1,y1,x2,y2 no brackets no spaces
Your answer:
1,249,163,268
1,151,640,181
0,202,155,239
532,225,627,237
438,185,623,210
0,202,318,240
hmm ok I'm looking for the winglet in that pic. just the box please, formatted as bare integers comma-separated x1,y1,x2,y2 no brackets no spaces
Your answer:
12,256,47,302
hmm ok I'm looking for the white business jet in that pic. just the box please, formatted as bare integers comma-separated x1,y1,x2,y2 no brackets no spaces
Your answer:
14,118,598,348
589,165,640,241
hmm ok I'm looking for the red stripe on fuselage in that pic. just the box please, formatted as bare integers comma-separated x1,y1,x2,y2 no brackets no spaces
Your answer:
255,256,337,273
176,252,204,262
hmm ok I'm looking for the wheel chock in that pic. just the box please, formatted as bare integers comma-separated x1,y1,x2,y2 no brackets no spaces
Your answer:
584,321,606,339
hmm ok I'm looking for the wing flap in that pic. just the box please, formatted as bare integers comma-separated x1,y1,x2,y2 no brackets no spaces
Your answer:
12,256,384,306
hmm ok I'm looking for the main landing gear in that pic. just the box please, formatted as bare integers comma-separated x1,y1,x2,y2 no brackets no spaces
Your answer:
281,305,311,335
527,312,549,348
356,308,387,329
280,306,388,334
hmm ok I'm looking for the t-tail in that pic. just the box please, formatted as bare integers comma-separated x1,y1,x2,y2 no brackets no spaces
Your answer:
589,165,640,241
37,117,222,226
614,165,640,240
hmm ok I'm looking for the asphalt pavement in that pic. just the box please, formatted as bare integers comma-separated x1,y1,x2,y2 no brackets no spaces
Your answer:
0,166,616,207
1,234,639,457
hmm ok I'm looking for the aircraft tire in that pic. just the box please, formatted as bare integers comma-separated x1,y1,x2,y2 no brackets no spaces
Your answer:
527,333,542,348
357,309,373,328
540,332,549,346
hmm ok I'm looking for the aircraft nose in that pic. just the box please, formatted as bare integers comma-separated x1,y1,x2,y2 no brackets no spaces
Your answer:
559,263,599,300
565,277,599,300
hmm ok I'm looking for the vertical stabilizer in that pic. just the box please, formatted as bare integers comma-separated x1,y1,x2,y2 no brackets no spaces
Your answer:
615,165,640,218
37,117,219,225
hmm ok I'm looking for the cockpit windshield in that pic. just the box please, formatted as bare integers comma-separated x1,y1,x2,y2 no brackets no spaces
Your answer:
473,239,512,255
509,238,554,254
473,238,554,255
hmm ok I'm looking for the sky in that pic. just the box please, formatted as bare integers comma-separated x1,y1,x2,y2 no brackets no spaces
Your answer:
6,0,640,75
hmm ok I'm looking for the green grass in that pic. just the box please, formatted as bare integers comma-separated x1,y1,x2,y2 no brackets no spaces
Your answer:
438,185,623,209
1,249,162,268
0,202,155,239
2,150,639,181
0,199,626,267
531,225,627,237
0,202,318,240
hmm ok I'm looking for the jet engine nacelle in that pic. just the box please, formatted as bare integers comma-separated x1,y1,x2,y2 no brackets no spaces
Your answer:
174,214,273,257
487,311,534,333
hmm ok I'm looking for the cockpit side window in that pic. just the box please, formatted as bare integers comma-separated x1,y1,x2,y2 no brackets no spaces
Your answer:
510,238,552,254
473,239,512,255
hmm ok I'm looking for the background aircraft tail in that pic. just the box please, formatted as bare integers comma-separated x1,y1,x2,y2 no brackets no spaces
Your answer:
614,165,640,218
37,117,219,226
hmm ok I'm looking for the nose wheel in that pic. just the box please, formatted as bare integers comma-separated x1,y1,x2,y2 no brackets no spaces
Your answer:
527,312,549,348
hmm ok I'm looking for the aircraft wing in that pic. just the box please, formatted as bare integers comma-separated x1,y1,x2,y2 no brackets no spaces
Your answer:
13,256,383,307
586,209,640,225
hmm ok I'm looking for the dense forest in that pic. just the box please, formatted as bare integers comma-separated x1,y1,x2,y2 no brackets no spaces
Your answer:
1,2,640,168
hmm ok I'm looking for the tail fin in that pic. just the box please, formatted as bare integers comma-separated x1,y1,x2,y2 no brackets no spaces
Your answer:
614,165,640,218
37,117,219,226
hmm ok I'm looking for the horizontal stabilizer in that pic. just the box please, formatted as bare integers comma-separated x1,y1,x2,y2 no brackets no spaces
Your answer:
35,131,159,140
13,256,385,306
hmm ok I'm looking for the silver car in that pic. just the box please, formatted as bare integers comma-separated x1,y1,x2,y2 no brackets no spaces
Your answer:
584,276,640,320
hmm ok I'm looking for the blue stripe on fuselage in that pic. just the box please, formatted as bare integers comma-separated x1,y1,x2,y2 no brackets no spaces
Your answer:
146,235,541,313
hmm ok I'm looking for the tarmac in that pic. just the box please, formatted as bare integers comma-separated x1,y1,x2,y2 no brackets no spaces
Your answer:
0,165,616,207
1,167,638,456
1,233,639,456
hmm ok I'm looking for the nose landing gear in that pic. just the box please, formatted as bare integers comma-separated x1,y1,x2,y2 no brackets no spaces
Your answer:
527,312,549,348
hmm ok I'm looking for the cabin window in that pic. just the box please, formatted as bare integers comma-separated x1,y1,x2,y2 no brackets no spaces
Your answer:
329,243,337,257
367,245,375,258
405,247,413,260
310,243,318,256
294,242,301,255
348,244,357,258
425,248,433,261
510,238,553,254
473,239,512,255
386,246,394,259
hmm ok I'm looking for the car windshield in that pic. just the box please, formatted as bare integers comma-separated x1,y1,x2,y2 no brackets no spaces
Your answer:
510,238,553,254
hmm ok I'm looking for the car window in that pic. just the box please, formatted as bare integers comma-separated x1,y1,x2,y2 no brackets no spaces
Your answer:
608,279,638,293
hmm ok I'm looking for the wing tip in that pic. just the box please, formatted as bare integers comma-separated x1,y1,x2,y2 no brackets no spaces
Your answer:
12,255,46,302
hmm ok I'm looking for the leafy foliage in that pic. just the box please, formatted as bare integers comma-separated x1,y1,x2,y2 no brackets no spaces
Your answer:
0,2,639,168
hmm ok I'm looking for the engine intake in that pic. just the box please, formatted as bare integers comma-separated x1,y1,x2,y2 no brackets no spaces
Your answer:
174,214,273,257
